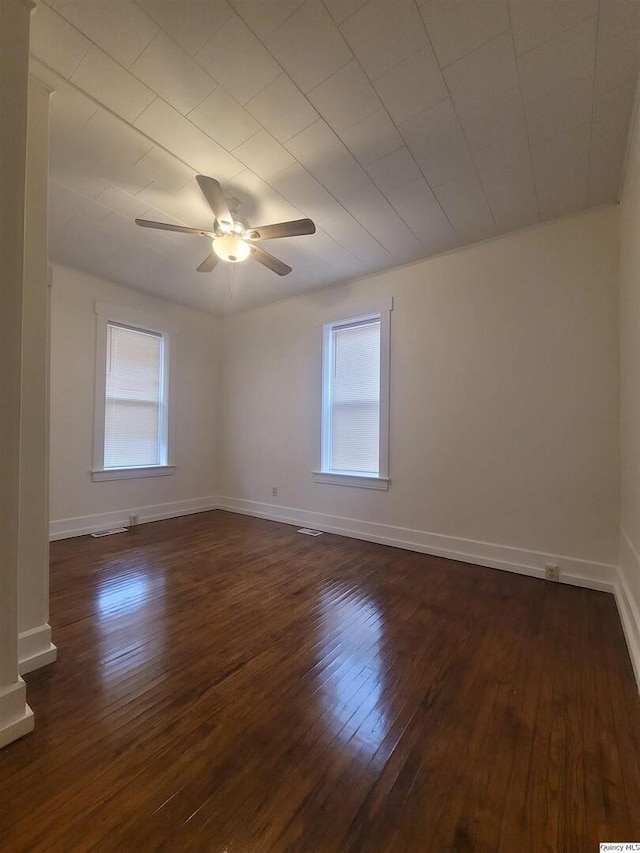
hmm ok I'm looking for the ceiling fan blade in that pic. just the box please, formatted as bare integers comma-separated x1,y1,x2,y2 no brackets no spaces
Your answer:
135,218,215,238
196,251,219,273
250,245,292,276
245,218,316,241
196,175,232,226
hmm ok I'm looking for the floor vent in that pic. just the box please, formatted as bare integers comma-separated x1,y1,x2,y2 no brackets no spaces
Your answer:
90,527,128,538
298,528,323,536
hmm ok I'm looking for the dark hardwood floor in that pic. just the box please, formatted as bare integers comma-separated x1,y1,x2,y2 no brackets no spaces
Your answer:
1,510,639,852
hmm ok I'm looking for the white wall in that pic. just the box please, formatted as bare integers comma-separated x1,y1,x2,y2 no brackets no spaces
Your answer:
49,264,220,537
220,207,620,586
619,84,640,682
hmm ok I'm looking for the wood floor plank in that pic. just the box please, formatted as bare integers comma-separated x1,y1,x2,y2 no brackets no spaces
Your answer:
1,510,639,851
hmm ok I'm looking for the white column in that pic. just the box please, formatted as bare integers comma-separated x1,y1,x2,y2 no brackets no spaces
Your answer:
0,0,36,747
18,75,57,675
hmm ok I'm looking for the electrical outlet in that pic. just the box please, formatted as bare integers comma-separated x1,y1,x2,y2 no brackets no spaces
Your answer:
129,514,138,527
271,486,278,498
545,564,560,582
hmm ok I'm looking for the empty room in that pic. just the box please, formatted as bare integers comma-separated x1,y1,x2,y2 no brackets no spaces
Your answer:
2,0,640,849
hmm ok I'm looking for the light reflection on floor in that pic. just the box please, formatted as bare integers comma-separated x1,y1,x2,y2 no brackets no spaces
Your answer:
95,563,166,683
97,569,153,617
318,585,389,758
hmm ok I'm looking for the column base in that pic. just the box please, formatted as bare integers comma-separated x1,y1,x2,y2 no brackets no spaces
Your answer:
18,623,57,674
0,678,34,748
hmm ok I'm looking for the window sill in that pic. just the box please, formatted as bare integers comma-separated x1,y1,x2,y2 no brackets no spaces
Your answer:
312,471,390,490
91,465,176,482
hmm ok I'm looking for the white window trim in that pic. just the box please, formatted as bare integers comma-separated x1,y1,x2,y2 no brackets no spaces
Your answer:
91,302,177,482
314,300,392,490
312,471,390,490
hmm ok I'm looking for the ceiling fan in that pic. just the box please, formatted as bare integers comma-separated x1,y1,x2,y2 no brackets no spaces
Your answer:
135,175,316,276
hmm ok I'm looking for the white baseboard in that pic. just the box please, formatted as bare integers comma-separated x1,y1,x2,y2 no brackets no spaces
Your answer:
617,528,640,691
0,678,34,749
49,496,219,541
18,623,57,675
217,497,617,593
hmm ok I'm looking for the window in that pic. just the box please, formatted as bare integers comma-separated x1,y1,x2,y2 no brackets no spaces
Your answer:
92,304,175,481
315,300,391,490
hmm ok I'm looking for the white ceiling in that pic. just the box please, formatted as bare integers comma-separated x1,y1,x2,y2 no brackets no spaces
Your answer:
32,0,640,314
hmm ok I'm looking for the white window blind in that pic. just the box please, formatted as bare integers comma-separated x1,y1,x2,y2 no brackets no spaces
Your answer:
104,322,164,469
329,319,381,474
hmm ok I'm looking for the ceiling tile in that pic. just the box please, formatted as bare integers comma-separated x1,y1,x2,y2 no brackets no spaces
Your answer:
267,0,352,93
70,46,155,123
473,133,533,187
456,88,526,151
285,120,347,170
271,164,345,219
433,172,497,243
509,0,597,56
82,109,154,168
365,147,423,194
530,124,590,219
594,23,640,95
444,31,518,115
420,1,509,68
293,227,368,278
416,137,476,188
162,182,216,227
50,156,109,200
323,0,368,26
481,169,539,232
93,157,155,196
233,129,296,180
599,0,640,42
400,99,462,159
51,0,158,68
134,146,196,191
49,136,100,184
339,109,403,166
195,14,281,104
45,75,98,141
593,79,638,129
230,0,307,40
307,60,382,133
524,76,593,148
49,183,84,229
30,3,90,78
340,183,426,261
135,0,234,55
517,16,597,102
246,74,319,143
311,152,371,201
340,0,428,80
317,207,400,268
135,98,244,179
472,134,539,231
188,88,261,151
373,46,447,124
385,178,459,254
134,181,212,227
225,169,302,224
48,182,112,224
96,184,152,218
587,120,627,205
130,32,217,115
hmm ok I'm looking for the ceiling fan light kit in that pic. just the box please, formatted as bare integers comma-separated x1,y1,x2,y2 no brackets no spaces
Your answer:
134,175,316,277
213,233,251,263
